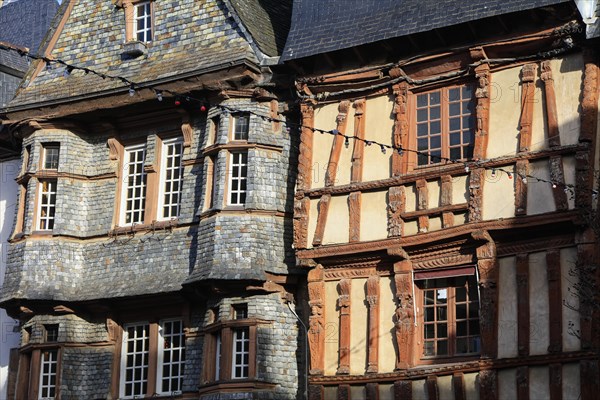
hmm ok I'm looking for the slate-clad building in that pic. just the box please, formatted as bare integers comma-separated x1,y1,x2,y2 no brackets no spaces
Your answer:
0,1,301,399
283,1,600,399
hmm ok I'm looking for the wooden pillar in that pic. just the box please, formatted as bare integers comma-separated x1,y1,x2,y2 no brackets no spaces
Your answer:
387,186,406,237
580,359,600,400
471,47,491,160
516,366,529,400
394,257,415,369
366,275,380,373
351,99,366,183
519,64,537,153
440,175,454,228
426,376,439,400
338,384,351,400
517,253,530,357
548,155,569,211
348,192,361,243
472,230,498,358
576,228,595,350
312,194,330,247
515,160,528,216
394,380,412,400
547,250,562,353
549,363,562,400
337,279,351,375
392,82,410,176
307,265,325,375
294,103,315,250
308,384,324,400
416,179,429,233
366,383,379,400
294,197,310,249
579,48,599,144
468,168,484,222
540,60,561,148
479,369,498,400
453,372,466,400
325,101,351,187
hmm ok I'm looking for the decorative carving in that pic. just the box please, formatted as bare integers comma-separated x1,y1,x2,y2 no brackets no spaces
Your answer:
416,179,429,233
107,137,121,161
351,99,366,183
575,150,593,211
441,175,454,228
426,376,439,400
548,155,568,211
308,265,326,375
515,160,528,215
181,121,193,149
293,197,310,249
478,369,497,400
468,168,484,222
394,380,412,400
387,186,405,238
394,261,414,369
349,192,361,243
519,64,538,153
298,103,315,191
473,63,491,159
516,366,529,400
540,60,561,148
392,82,409,175
517,254,530,357
580,49,599,143
473,230,498,358
313,194,331,247
366,275,380,373
337,279,351,375
325,101,351,187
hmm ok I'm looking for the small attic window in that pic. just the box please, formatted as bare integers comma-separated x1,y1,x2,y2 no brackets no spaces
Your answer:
118,0,153,57
133,1,153,42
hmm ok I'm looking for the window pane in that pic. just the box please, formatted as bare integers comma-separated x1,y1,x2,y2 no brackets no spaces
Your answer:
437,340,448,355
430,106,440,120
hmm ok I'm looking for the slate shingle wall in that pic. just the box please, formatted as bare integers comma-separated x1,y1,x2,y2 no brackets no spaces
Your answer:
60,348,113,400
0,70,21,107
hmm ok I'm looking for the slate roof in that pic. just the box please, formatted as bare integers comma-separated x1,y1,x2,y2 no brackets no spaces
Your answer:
281,0,571,61
0,0,59,73
9,0,291,109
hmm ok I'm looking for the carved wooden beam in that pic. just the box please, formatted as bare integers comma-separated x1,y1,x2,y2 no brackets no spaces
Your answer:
467,168,484,222
516,366,529,400
517,253,530,357
298,103,315,191
549,156,568,211
540,61,561,148
366,275,380,374
387,186,405,238
308,265,325,375
440,175,454,228
294,197,310,249
337,279,352,375
394,260,415,369
325,101,351,187
576,228,595,350
349,192,361,243
547,250,563,354
351,99,366,183
312,194,331,247
392,82,410,176
473,62,491,159
416,179,429,233
515,160,528,216
518,64,538,153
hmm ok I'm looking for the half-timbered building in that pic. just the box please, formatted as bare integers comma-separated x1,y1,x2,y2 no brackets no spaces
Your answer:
282,0,600,398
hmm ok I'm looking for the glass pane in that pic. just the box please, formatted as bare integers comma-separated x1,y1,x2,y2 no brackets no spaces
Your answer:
417,139,428,151
430,106,440,120
448,88,460,102
417,109,428,122
449,117,461,132
425,307,434,322
430,120,441,135
449,102,461,116
457,321,468,336
456,303,467,319
462,85,473,98
449,147,461,160
425,290,435,305
437,306,447,321
457,338,468,353
424,341,434,356
417,123,428,137
450,133,461,146
429,91,440,104
470,320,480,335
437,340,448,355
430,135,441,149
417,94,427,107
425,324,435,339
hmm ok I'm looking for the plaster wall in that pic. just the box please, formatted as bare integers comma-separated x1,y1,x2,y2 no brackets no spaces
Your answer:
378,276,396,373
488,67,521,158
482,166,515,220
529,366,550,399
527,159,556,215
497,256,518,358
412,379,427,400
350,278,368,374
322,195,349,245
312,103,339,189
529,251,550,355
552,54,584,146
498,368,517,400
464,372,479,400
359,191,388,242
562,363,581,400
363,95,393,182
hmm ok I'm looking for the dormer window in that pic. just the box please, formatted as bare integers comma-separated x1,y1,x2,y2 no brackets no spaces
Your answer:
133,1,152,42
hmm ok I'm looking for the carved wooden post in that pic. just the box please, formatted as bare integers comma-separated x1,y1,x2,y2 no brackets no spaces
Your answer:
393,258,414,370
307,265,325,375
440,175,454,228
516,366,529,400
579,48,598,144
337,279,351,375
349,192,361,243
392,82,409,176
366,275,380,373
298,103,315,191
472,230,498,359
471,46,491,160
312,195,330,247
516,253,530,357
293,197,310,249
519,64,537,153
478,369,498,400
416,179,429,233
515,160,528,216
468,168,484,222
540,60,561,148
546,250,562,353
351,99,366,184
325,101,351,187
387,186,405,237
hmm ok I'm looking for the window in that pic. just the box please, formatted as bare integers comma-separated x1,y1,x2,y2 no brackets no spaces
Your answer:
120,320,185,398
415,85,475,166
37,180,57,231
228,152,247,206
202,303,259,386
38,349,58,400
232,114,249,141
415,269,480,358
133,1,152,42
120,144,147,226
42,145,59,170
158,138,184,220
44,325,59,343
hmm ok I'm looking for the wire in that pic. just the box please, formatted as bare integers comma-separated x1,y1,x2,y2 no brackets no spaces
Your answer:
0,40,597,198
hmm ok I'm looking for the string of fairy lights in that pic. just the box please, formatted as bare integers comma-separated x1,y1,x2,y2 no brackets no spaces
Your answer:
0,41,597,199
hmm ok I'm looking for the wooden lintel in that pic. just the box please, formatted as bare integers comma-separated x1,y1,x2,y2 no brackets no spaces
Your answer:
401,203,468,220
312,194,331,247
519,64,538,153
516,254,530,357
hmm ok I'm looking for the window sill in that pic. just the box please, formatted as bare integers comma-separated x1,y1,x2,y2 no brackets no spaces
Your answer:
111,219,179,235
122,40,147,58
198,380,277,395
416,354,480,366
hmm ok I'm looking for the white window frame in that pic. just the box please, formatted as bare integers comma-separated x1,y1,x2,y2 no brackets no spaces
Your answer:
227,151,247,206
37,179,57,231
38,349,58,400
120,322,150,399
231,114,250,141
156,319,185,395
133,1,153,42
231,327,250,379
42,144,60,170
157,138,184,221
215,333,222,381
120,144,147,226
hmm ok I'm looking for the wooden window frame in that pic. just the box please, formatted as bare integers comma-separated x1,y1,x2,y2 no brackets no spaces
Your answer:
17,331,63,399
230,113,250,142
35,179,57,231
409,83,476,169
227,151,248,206
156,319,185,395
156,137,184,221
40,144,60,171
414,271,481,365
119,144,147,227
121,0,154,43
38,348,59,400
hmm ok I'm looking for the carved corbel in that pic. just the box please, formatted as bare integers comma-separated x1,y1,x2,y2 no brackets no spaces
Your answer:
293,197,310,250
176,110,193,149
393,259,414,369
307,265,325,375
337,278,351,375
387,186,406,238
298,103,315,191
392,82,409,175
